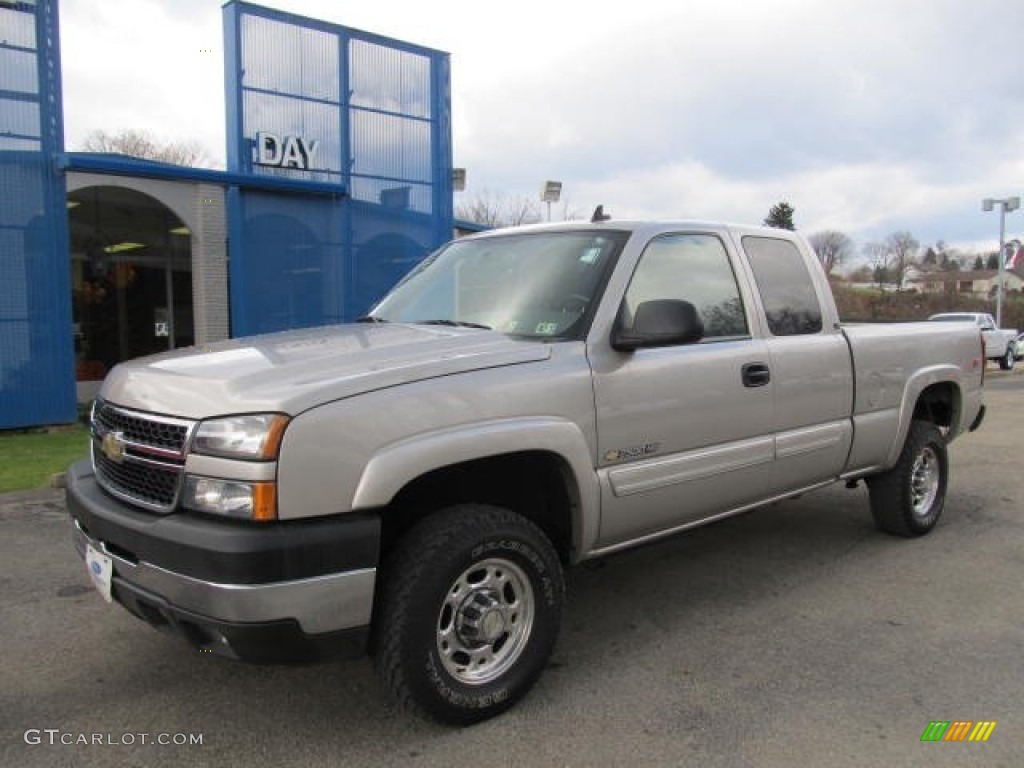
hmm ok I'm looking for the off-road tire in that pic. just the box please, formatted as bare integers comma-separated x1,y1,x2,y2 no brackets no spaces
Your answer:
867,420,948,537
372,504,564,725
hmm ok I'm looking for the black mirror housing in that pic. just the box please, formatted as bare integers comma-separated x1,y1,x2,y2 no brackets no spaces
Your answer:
611,299,704,351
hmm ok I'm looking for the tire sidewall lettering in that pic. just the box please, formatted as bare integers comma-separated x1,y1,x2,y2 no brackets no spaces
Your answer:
424,649,511,709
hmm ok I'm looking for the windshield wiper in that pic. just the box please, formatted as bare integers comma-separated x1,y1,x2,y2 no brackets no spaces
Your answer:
418,319,492,330
356,315,388,323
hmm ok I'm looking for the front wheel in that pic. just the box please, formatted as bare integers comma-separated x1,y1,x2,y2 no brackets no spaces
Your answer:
373,504,564,725
867,420,948,537
998,347,1015,371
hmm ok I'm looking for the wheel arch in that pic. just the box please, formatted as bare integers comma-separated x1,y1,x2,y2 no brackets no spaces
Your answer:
351,418,598,563
886,370,962,467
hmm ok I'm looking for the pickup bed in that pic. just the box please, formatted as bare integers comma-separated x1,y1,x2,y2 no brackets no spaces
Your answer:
66,216,986,724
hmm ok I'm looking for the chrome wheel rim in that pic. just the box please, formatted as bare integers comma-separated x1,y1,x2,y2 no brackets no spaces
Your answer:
436,557,535,686
910,446,940,518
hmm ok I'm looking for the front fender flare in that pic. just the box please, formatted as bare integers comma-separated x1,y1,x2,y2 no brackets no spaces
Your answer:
351,417,599,561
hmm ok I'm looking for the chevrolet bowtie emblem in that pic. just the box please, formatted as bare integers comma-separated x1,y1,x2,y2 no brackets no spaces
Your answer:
101,431,127,464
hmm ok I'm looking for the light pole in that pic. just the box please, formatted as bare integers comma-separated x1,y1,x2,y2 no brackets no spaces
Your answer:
982,196,1020,327
541,181,562,222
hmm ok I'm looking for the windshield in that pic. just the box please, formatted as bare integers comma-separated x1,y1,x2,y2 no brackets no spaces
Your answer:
368,230,628,339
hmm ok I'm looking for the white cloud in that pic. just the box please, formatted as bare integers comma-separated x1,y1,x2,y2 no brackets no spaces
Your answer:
57,0,1024,251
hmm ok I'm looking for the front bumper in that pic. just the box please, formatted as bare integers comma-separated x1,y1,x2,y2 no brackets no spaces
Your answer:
66,459,379,662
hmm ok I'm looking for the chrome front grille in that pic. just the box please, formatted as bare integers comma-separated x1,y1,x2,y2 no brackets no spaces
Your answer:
93,402,190,452
91,400,197,513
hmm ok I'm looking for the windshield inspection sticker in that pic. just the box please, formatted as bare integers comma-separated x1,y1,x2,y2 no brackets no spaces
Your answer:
535,322,558,335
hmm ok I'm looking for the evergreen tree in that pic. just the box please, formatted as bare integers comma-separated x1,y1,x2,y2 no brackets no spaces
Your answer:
763,202,796,230
973,255,984,271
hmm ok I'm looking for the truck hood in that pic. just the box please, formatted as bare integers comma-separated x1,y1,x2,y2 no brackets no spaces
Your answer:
98,324,552,419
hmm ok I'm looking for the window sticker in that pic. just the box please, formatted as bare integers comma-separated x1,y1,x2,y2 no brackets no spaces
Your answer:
535,322,558,335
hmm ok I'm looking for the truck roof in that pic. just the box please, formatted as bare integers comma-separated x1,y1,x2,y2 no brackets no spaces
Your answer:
459,217,804,242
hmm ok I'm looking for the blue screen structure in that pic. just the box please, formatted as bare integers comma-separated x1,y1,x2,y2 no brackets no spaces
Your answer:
0,0,75,429
224,2,453,335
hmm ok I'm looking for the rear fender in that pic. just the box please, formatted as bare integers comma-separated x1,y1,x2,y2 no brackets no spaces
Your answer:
885,366,963,467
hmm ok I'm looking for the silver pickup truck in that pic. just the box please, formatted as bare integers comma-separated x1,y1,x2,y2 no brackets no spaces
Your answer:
67,216,986,724
929,312,1018,370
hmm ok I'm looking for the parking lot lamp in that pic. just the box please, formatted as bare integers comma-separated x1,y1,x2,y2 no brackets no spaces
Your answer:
541,181,562,222
982,196,1020,327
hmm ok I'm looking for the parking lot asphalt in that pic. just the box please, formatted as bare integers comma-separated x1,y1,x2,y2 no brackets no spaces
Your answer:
2,377,1022,768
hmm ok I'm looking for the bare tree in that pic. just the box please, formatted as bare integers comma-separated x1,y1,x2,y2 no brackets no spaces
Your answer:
885,230,919,290
559,199,584,221
863,241,890,288
505,196,542,226
455,189,505,227
456,190,542,227
808,230,854,275
79,129,210,167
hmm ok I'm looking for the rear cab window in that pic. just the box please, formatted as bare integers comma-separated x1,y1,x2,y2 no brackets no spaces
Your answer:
741,236,823,336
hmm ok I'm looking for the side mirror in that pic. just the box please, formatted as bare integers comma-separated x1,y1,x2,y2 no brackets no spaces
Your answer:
611,299,704,351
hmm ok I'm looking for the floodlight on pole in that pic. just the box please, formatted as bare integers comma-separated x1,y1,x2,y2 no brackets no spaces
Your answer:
982,196,1021,327
541,181,562,222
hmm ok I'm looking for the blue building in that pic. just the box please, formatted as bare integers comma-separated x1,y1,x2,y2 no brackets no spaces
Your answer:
0,1,454,429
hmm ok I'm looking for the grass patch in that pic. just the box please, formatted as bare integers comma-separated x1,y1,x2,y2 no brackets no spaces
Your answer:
0,424,90,493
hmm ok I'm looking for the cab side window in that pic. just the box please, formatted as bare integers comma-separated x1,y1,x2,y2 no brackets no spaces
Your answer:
742,236,823,336
623,234,748,340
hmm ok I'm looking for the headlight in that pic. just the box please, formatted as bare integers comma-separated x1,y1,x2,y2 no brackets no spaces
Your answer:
192,414,289,460
182,476,277,521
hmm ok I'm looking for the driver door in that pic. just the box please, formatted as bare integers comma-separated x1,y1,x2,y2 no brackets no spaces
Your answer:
588,232,776,548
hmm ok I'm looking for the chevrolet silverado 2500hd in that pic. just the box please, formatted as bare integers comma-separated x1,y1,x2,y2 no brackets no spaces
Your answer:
67,216,986,724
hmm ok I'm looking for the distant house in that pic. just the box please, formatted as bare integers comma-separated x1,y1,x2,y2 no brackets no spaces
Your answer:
907,268,1024,297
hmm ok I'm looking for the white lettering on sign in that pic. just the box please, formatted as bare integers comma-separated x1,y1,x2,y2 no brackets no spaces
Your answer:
254,132,320,170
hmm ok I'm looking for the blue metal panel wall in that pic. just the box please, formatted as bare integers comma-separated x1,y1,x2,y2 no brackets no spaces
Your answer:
224,2,452,335
0,0,75,429
230,191,344,334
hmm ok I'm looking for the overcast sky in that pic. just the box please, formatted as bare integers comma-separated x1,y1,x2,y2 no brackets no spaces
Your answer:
58,0,1024,257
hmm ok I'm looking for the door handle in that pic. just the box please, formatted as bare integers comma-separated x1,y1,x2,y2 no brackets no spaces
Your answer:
741,362,771,388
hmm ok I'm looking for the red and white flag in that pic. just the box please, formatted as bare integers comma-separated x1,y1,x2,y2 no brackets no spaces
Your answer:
1005,240,1021,270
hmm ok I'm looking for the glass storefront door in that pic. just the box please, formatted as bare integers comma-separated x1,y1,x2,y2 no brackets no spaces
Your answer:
68,186,194,386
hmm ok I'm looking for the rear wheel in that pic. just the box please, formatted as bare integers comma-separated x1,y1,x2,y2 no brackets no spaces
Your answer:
373,504,564,725
998,346,1015,370
867,420,948,537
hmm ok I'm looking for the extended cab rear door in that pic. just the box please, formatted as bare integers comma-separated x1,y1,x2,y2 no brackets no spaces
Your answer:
736,233,854,495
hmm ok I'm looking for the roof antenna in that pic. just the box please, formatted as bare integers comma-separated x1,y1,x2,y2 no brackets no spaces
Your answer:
591,205,611,223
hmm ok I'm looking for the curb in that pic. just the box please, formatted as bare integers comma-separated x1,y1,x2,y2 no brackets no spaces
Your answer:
0,486,64,505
